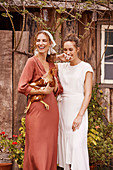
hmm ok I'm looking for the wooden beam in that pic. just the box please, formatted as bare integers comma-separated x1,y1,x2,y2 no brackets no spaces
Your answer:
1,1,113,10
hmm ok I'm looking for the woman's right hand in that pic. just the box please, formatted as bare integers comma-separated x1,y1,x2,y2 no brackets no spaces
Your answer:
72,115,83,131
42,83,54,95
56,53,72,62
30,83,54,95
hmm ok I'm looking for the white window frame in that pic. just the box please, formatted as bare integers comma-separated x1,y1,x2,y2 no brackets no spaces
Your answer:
101,25,113,84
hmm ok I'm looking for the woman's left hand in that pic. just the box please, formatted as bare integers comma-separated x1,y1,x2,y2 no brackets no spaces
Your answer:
53,77,58,93
72,115,83,131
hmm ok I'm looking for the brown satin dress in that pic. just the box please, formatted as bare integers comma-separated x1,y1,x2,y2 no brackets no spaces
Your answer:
18,56,63,170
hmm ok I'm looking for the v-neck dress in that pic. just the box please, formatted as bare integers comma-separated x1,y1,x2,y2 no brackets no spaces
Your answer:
18,56,63,170
57,61,93,170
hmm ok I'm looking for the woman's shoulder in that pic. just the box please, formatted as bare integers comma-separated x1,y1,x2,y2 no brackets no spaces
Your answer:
26,56,35,63
27,55,45,66
23,56,36,67
81,61,93,72
57,62,69,68
81,61,92,68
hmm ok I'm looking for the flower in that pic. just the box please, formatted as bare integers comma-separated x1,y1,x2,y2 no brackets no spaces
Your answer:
95,125,100,129
12,142,18,145
93,105,95,108
1,131,5,135
0,118,25,169
13,135,18,138
99,90,103,94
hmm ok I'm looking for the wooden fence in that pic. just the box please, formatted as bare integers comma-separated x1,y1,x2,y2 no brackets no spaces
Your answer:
0,30,29,136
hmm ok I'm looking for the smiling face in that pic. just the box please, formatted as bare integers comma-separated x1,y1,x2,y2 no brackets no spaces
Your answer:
63,41,79,62
36,33,51,54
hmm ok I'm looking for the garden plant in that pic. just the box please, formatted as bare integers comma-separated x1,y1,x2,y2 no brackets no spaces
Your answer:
88,84,113,169
0,85,113,169
0,118,25,169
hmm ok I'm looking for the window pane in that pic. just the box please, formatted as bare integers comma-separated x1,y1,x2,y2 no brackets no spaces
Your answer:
104,64,113,80
105,47,113,62
105,29,113,45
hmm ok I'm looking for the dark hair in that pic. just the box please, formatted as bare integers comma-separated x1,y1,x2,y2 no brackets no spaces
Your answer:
64,33,80,48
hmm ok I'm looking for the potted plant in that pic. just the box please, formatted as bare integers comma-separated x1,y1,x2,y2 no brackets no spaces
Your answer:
0,162,12,170
0,118,25,169
88,84,113,169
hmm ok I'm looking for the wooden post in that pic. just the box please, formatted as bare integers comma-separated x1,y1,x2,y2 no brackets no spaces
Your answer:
96,24,101,84
13,31,29,134
0,31,12,137
110,89,113,122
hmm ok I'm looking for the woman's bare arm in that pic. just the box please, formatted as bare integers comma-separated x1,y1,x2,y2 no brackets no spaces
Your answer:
72,72,93,131
54,53,72,62
29,84,54,95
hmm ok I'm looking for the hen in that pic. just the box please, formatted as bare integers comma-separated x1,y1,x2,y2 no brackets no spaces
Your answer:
24,68,56,113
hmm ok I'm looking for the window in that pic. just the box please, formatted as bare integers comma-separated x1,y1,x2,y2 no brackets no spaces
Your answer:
101,25,113,84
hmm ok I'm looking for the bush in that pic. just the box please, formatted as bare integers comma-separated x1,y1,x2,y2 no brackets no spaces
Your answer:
88,84,113,167
0,117,25,169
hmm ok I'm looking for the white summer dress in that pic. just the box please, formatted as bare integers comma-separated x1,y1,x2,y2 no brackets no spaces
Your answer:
57,61,93,170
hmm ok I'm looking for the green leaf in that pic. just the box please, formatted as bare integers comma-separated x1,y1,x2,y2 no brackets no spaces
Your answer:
1,13,8,17
56,7,66,14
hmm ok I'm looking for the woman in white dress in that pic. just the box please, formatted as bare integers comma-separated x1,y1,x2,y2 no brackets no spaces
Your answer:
56,34,93,170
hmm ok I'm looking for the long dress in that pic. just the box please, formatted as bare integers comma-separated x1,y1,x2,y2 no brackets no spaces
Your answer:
57,61,93,170
18,55,63,170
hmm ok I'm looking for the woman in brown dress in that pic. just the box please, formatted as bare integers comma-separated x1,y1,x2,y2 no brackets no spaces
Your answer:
18,30,63,170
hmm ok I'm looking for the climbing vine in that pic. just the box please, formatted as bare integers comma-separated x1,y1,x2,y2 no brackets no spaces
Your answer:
0,0,113,52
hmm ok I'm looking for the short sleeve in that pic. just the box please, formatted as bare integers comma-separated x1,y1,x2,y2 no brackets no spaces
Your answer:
83,63,93,81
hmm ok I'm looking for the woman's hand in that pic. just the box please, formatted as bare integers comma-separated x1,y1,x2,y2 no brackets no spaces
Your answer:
42,83,54,95
56,53,72,62
29,83,54,95
53,77,58,93
72,115,83,131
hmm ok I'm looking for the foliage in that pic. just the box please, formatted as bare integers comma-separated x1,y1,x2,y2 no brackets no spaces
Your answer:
0,0,113,50
0,118,25,169
1,85,113,168
88,84,113,167
56,7,66,14
0,0,113,167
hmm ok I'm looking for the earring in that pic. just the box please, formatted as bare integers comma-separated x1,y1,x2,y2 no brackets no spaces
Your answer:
48,46,51,55
34,49,38,55
48,46,56,55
